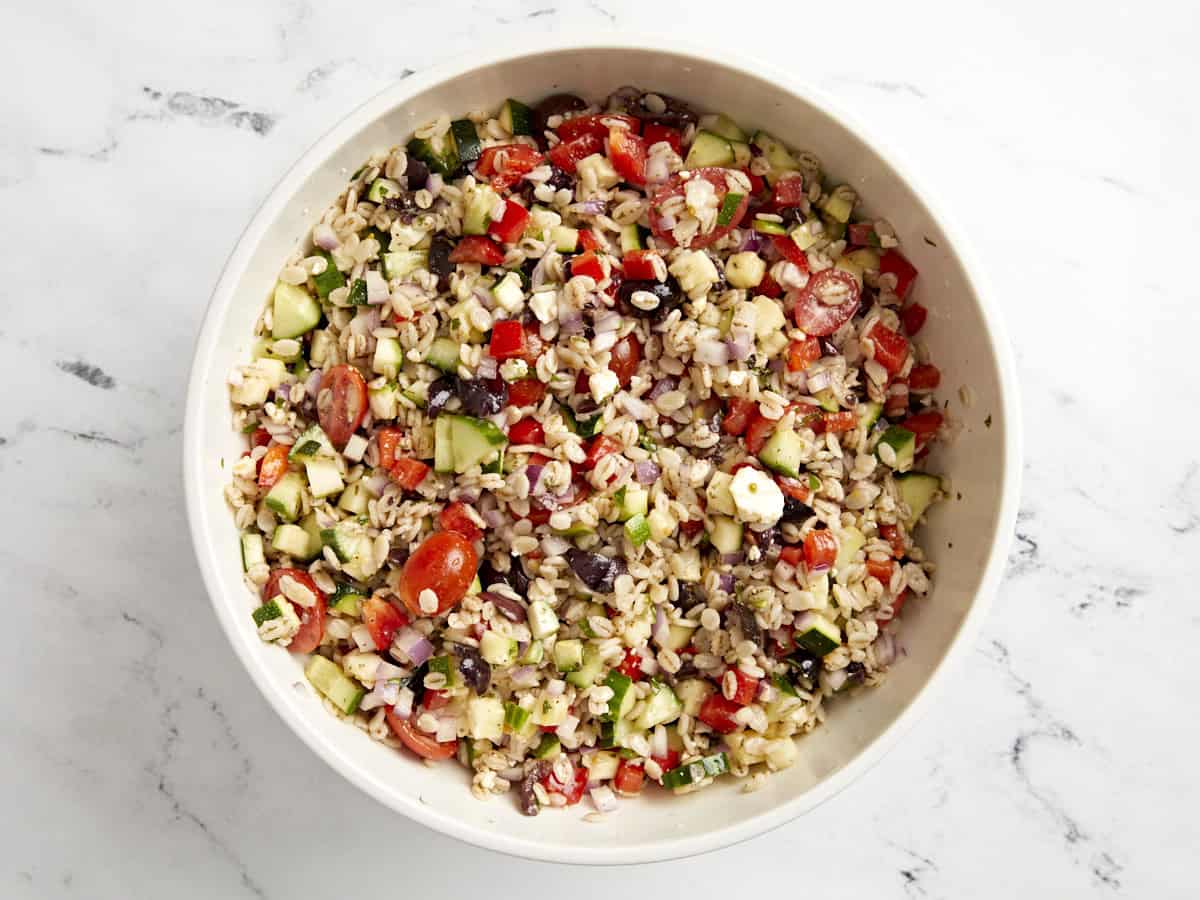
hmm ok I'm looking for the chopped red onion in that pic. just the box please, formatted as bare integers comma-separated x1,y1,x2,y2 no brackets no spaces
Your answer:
510,666,539,688
482,508,504,528
365,269,389,304
769,356,786,373
570,199,607,216
694,339,730,367
525,464,545,492
590,785,618,813
721,552,745,566
364,471,390,496
501,764,527,781
313,222,340,251
392,627,433,666
634,460,660,484
374,659,408,683
726,334,753,362
621,395,655,422
305,368,323,399
393,687,415,719
555,714,580,743
559,312,585,335
476,354,498,379
351,623,374,651
826,668,848,691
594,310,621,333
473,286,495,310
546,679,566,697
658,211,677,230
531,252,557,290
717,573,735,594
648,377,677,401
740,231,763,252
541,535,570,557
426,172,444,198
652,606,670,646
348,308,380,338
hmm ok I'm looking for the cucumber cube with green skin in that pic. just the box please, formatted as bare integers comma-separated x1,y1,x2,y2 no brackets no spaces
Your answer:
615,486,649,522
834,526,865,573
479,630,519,667
633,680,682,730
305,656,365,715
896,472,941,529
624,514,651,546
467,696,505,742
706,471,737,516
604,671,635,721
527,600,560,640
504,701,531,733
329,585,365,616
499,98,534,135
533,733,561,759
550,225,578,253
565,643,605,689
304,458,344,498
464,185,502,235
698,113,749,143
707,515,742,554
427,655,462,689
272,523,318,560
532,694,570,728
789,220,822,251
684,130,734,168
729,141,752,168
759,426,804,478
519,640,544,665
794,612,841,657
584,750,621,781
877,425,916,471
433,415,455,473
450,119,481,163
336,482,372,516
661,752,730,789
252,598,284,627
289,424,334,461
406,133,460,176
750,130,801,185
553,638,583,673
771,673,801,698
752,217,789,236
662,622,698,652
264,472,305,522
857,401,883,430
674,679,714,717
821,185,857,224
447,414,508,473
716,192,745,227
272,281,322,339
367,178,403,203
619,223,642,253
424,337,461,373
813,388,840,413
373,336,404,378
381,250,429,281
312,251,345,299
241,533,265,572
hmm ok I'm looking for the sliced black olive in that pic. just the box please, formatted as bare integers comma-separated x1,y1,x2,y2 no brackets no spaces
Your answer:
781,495,813,523
846,661,866,684
428,234,455,291
545,166,575,192
779,206,806,228
532,93,588,146
726,603,763,647
453,644,491,695
616,276,683,320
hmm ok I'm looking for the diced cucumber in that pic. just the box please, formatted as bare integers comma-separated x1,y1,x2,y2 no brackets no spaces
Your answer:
450,119,481,164
406,133,460,176
240,533,265,571
369,382,399,421
794,611,841,656
272,523,318,560
492,271,524,313
624,514,651,546
433,416,454,473
499,98,534,135
337,481,371,515
310,329,336,367
464,184,501,235
834,525,865,573
565,643,604,688
532,693,570,728
329,585,365,616
752,217,788,236
447,414,507,473
519,640,544,665
684,130,734,168
708,515,743,554
706,471,737,516
553,638,583,673
857,401,883,430
758,426,804,478
424,337,461,373
533,733,561,759
381,250,428,281
401,381,429,410
599,716,640,750
550,225,578,253
699,113,748,143
367,177,403,203
604,671,636,721
814,388,840,413
663,622,698,653
619,223,642,253
319,519,369,565
896,472,941,529
428,654,462,689
527,600,560,640
821,185,857,224
312,251,345,299
877,425,916,471
272,281,322,340
633,680,682,730
467,696,504,742
504,701,532,733
615,486,649,521
716,192,745,227
289,424,334,462
789,220,822,251
373,336,404,379
821,217,847,241
305,656,365,715
577,602,607,638
304,458,344,498
584,750,621,781
479,630,519,667
661,752,729,789
750,130,800,185
675,679,715,717
481,447,505,475
264,472,304,522
729,140,752,168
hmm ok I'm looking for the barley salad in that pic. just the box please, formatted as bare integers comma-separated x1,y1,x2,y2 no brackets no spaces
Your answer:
225,87,948,815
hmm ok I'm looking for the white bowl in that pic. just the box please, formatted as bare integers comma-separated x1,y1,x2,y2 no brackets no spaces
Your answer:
184,37,1021,864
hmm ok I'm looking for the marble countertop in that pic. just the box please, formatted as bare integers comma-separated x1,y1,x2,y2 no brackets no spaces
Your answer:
3,1,1196,896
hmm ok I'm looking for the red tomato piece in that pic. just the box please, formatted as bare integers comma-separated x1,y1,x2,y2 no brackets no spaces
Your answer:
609,333,642,388
384,708,458,761
622,249,662,281
488,320,528,360
397,531,479,617
546,133,603,174
578,229,599,252
728,669,760,706
617,650,644,681
376,425,403,470
771,234,810,272
679,518,705,539
543,762,589,805
744,412,776,455
909,364,941,392
779,545,804,566
880,249,918,300
900,302,928,336
879,524,906,559
823,411,856,433
525,475,589,526
569,250,606,282
487,200,531,244
449,235,504,266
317,365,368,449
581,435,621,471
741,167,766,197
257,443,291,491
647,168,749,248
250,428,272,449
556,113,639,142
776,475,812,504
423,689,452,711
439,500,483,542
608,126,647,185
890,588,911,619
507,379,546,408
866,558,894,583
790,268,861,337
390,457,430,491
757,270,783,298
901,410,944,443
651,748,681,774
642,122,682,154
722,397,758,436
613,759,645,796
475,143,544,191
847,222,878,247
263,568,326,654
866,322,909,375
771,175,806,207
786,336,821,372
885,378,910,419
698,693,742,734
362,595,409,650
508,417,545,446
803,529,837,572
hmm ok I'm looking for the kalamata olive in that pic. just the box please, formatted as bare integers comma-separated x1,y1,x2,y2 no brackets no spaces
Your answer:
606,86,698,129
781,495,813,523
779,206,806,228
545,166,575,191
669,658,700,683
404,156,430,190
846,661,866,684
676,583,708,611
533,93,588,145
483,591,527,623
788,650,820,688
819,337,840,357
508,557,530,596
744,526,778,555
428,234,455,291
453,644,491,695
726,603,763,647
617,277,683,320
457,377,508,417
383,192,420,217
518,760,551,816
565,548,625,594
426,375,458,418
399,660,429,705
477,556,530,598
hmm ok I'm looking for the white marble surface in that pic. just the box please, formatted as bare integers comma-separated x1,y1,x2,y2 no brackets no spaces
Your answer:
3,1,1197,895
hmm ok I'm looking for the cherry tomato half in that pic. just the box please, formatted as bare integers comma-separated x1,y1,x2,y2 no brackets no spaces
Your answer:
609,333,642,388
398,531,479,617
362,595,409,651
648,168,750,248
789,269,861,337
263,568,327,654
317,365,368,449
384,708,458,761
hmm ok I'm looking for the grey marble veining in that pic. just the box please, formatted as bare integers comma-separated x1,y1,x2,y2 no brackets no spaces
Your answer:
2,1,1197,896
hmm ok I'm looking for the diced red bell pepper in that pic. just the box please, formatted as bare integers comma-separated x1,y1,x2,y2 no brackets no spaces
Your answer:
900,302,928,336
756,270,783,298
475,143,544,191
508,417,545,446
908,364,941,392
901,410,944,444
880,249,918,300
642,122,682,154
449,235,504,266
744,412,776,455
556,113,639,142
697,693,742,734
423,689,452,711
507,378,546,408
866,322,909,375
823,411,856,434
489,320,528,360
439,500,483,542
617,650,644,681
885,378,910,419
866,558,894,583
390,457,430,491
803,529,837,572
608,126,647,185
581,434,621,471
722,397,757,436
786,336,821,372
543,763,589,805
377,425,403,470
890,588,911,619
771,234,810,272
613,759,645,796
546,133,603,174
879,523,906,559
622,249,662,281
578,228,599,252
486,199,531,244
779,545,804,566
569,250,606,282
728,669,760,706
771,175,806,207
